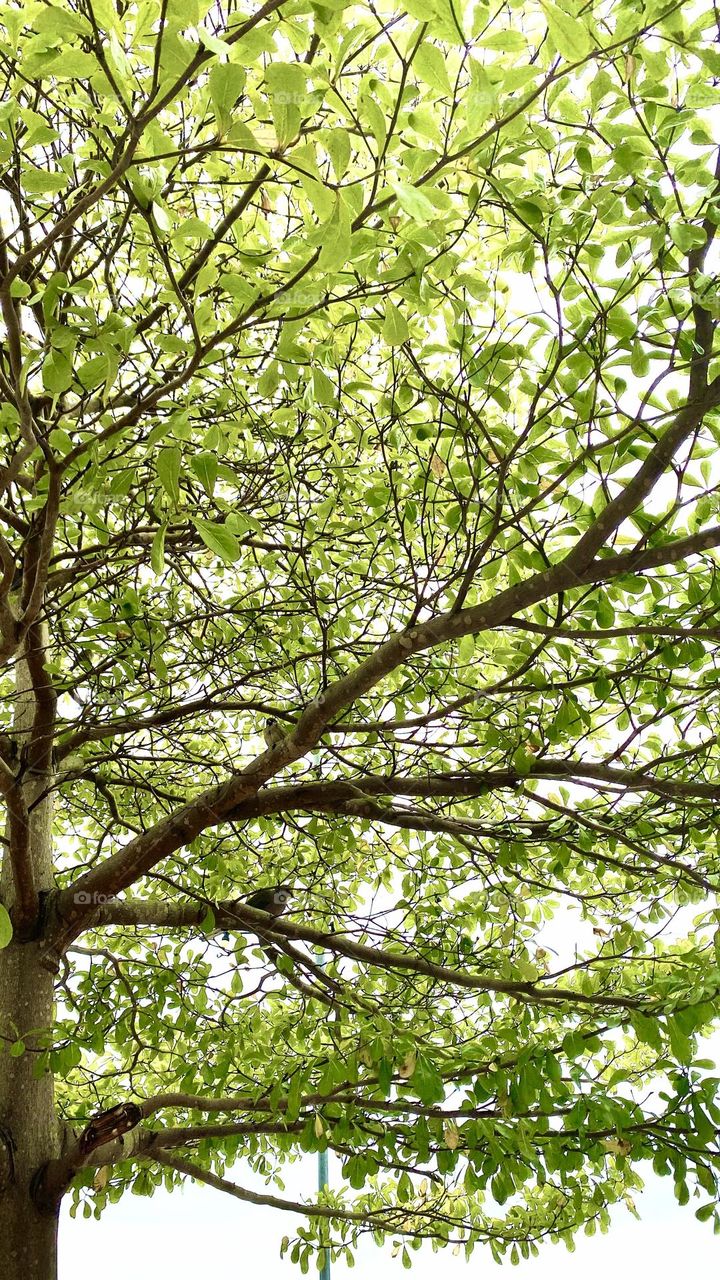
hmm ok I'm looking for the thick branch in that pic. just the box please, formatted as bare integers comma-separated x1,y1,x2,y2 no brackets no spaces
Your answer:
71,896,643,1011
4,782,35,934
45,471,720,952
562,384,720,574
151,1150,482,1241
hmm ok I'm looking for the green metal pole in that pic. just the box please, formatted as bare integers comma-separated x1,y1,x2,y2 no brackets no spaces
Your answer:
317,948,331,1280
318,1148,331,1280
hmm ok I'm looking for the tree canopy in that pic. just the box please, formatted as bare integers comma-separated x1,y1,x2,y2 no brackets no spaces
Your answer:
1,0,720,1274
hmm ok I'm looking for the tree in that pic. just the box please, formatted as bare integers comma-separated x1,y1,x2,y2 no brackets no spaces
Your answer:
1,0,719,1274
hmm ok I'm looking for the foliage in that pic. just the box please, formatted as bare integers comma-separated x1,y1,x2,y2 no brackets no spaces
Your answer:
1,0,720,1269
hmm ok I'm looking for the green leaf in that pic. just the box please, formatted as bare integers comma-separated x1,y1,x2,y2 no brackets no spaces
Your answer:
150,523,167,575
258,362,280,396
219,272,257,307
630,342,649,377
595,598,615,627
457,634,475,663
47,49,99,79
466,62,497,124
151,202,171,234
0,905,12,949
412,1055,445,1104
378,1056,393,1095
32,4,91,37
193,518,240,564
173,217,214,243
191,451,218,496
156,447,182,506
477,30,527,52
324,127,351,180
77,354,110,390
42,351,73,395
666,1017,693,1064
266,61,306,103
24,169,68,196
512,746,535,776
200,907,216,933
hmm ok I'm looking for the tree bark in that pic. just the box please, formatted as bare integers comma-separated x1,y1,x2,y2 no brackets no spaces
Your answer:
0,942,60,1279
0,628,61,1277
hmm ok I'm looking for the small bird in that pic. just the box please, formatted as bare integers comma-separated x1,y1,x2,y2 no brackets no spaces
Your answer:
263,718,285,749
245,885,293,917
220,885,293,940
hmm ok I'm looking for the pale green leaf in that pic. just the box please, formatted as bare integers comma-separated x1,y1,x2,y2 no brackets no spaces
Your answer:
542,3,591,59
392,181,437,223
209,62,246,120
414,43,452,94
318,194,352,271
383,303,409,346
324,127,351,180
313,368,336,404
670,223,707,252
0,905,12,949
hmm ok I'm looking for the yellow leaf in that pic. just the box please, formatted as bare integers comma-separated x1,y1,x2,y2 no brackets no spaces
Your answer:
444,1121,460,1150
601,1137,631,1156
398,1049,416,1079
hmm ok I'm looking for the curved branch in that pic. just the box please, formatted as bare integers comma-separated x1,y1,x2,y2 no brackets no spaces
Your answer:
70,895,645,1011
44,473,720,953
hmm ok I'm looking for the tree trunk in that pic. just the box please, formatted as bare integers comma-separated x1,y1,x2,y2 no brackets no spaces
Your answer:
0,941,60,1279
0,628,61,1277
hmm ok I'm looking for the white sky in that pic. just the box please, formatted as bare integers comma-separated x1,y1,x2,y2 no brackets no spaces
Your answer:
60,1152,720,1278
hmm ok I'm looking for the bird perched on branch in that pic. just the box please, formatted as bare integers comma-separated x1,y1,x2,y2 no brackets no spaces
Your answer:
245,885,293,917
220,886,293,940
263,718,285,749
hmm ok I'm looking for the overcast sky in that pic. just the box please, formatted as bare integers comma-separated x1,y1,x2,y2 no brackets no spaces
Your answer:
60,1147,720,1279
58,915,720,1277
